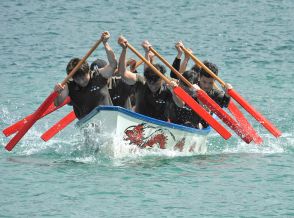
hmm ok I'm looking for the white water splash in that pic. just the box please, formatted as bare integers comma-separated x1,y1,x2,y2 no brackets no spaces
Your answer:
220,132,286,154
1,105,291,163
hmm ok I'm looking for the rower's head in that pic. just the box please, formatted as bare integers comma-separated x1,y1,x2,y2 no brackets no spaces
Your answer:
67,58,90,87
179,70,198,95
144,63,166,93
190,64,201,82
90,58,107,71
198,61,218,92
181,70,198,86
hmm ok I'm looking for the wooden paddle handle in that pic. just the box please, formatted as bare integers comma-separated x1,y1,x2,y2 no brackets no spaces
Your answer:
61,38,103,86
149,47,194,89
126,43,171,84
180,46,226,87
135,60,143,68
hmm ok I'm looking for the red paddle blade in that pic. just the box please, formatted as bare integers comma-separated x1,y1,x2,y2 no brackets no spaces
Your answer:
3,113,34,137
41,111,76,142
228,101,263,144
196,90,253,144
228,89,282,138
3,97,71,137
5,92,59,151
173,87,231,140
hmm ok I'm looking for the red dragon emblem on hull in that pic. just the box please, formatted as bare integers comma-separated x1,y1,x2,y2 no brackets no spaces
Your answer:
124,123,192,151
124,123,169,149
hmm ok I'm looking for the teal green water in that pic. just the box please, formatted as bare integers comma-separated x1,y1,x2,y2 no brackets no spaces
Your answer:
1,0,293,217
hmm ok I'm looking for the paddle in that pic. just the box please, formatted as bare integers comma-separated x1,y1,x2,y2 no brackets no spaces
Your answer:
135,60,143,68
3,97,71,137
41,111,76,141
126,41,231,140
228,101,263,144
212,83,262,144
181,46,282,138
5,37,103,151
149,47,252,144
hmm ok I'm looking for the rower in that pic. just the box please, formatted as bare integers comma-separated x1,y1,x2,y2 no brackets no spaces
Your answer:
126,58,138,109
53,31,117,120
117,36,183,121
168,70,203,128
91,58,135,110
196,61,233,128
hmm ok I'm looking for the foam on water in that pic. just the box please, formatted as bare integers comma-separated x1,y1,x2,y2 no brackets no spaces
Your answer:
1,107,289,166
0,94,291,167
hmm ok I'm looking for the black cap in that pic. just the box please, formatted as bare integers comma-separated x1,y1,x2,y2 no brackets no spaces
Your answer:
90,58,107,71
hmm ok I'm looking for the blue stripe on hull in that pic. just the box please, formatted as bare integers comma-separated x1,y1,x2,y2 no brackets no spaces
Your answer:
77,106,211,135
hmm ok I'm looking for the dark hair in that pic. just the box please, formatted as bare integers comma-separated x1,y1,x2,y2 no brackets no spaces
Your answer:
66,58,90,78
181,70,198,86
144,63,166,82
199,60,218,78
90,58,107,71
191,64,201,73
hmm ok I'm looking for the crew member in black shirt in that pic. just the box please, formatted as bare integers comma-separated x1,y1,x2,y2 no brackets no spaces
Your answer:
195,61,232,128
117,36,183,121
168,70,202,128
53,31,117,119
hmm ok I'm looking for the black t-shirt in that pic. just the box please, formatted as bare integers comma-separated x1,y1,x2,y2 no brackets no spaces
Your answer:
108,76,134,110
169,85,231,129
134,75,172,121
68,70,112,119
168,100,202,128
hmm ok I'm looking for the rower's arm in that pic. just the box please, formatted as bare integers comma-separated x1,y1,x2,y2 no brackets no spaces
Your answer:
99,38,118,79
168,81,184,108
54,83,69,106
179,56,190,74
179,48,192,74
170,57,181,79
144,50,151,71
141,40,152,71
171,41,184,77
118,46,136,85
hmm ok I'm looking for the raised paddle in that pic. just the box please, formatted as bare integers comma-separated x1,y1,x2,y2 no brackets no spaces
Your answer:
3,97,71,137
181,46,282,138
41,111,76,141
149,47,253,144
135,60,143,68
126,41,231,140
5,37,104,151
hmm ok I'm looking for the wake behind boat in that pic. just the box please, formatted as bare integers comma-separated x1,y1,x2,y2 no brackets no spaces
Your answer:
76,106,211,153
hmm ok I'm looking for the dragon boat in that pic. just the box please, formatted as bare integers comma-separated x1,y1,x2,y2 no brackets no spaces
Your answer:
76,106,211,153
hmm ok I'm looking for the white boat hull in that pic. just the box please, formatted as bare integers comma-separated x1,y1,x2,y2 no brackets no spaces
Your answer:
76,106,211,153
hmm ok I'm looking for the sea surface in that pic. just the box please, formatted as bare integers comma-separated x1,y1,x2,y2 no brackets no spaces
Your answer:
0,0,293,217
